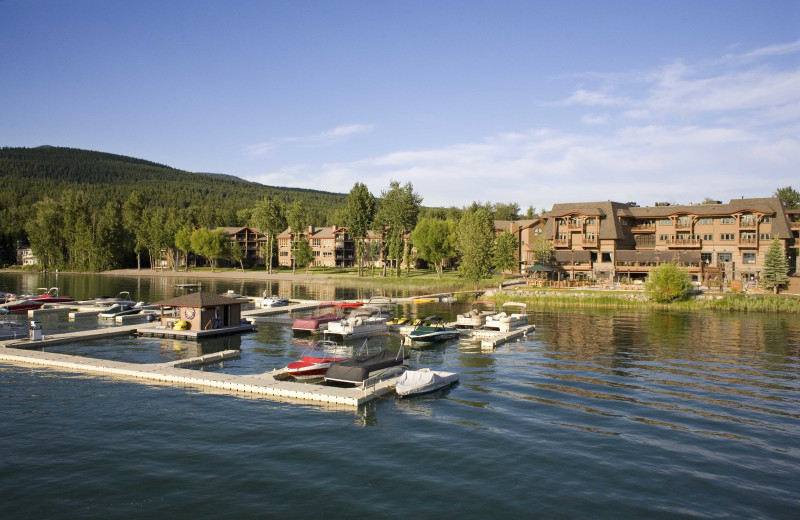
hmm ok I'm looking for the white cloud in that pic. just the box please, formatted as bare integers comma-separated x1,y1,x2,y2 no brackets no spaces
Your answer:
245,124,373,157
246,41,800,210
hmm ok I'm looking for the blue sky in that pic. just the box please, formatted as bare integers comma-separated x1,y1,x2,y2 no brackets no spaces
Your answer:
2,0,799,209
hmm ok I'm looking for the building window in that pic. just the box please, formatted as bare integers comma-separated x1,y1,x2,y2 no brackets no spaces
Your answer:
702,234,713,241
601,252,612,262
279,251,288,257
720,217,735,224
701,253,712,264
762,216,771,223
720,233,735,241
742,252,756,264
676,216,691,226
311,239,321,247
718,253,732,263
659,234,670,241
658,219,672,226
759,233,771,240
697,217,713,225
586,217,596,225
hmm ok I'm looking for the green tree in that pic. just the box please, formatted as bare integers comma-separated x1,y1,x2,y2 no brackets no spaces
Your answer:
376,181,422,277
286,200,309,274
761,238,789,294
343,182,376,276
493,230,519,276
227,239,245,272
410,217,455,278
645,262,693,303
774,186,800,209
175,227,193,271
294,235,314,274
25,197,64,271
532,236,553,266
122,191,146,270
456,206,495,289
190,228,228,272
494,202,520,220
251,197,286,273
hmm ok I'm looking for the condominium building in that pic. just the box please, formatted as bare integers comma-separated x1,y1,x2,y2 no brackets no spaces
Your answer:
277,225,356,268
542,198,797,283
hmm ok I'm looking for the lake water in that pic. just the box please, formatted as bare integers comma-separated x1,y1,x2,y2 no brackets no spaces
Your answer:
1,273,799,518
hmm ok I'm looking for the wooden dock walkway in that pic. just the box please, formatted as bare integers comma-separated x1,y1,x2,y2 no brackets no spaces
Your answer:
0,324,141,349
0,345,399,407
467,324,536,349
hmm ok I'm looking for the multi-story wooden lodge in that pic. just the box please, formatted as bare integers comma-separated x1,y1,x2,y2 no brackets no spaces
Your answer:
542,197,797,283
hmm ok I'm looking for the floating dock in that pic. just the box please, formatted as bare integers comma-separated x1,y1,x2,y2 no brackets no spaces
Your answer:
136,322,257,340
467,324,536,349
0,345,399,407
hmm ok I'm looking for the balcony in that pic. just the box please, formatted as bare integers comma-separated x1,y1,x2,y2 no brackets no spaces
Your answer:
739,221,757,229
567,222,583,230
631,223,655,233
581,237,597,247
665,238,701,248
791,221,800,230
675,222,692,231
738,237,757,248
554,238,571,247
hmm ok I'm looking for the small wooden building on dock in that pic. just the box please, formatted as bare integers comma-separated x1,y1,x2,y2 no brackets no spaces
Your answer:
153,292,243,331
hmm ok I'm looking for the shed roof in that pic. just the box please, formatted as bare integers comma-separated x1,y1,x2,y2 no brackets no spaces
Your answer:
154,292,243,307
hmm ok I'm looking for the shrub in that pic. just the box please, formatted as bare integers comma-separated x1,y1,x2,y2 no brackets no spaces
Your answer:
645,262,693,303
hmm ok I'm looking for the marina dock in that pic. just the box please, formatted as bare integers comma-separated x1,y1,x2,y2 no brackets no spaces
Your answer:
467,324,536,349
0,345,399,407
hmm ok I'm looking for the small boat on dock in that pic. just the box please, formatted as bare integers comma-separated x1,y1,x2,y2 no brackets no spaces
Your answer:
98,302,145,319
0,298,44,313
395,368,459,398
483,302,529,332
324,305,391,340
28,287,74,304
454,300,497,329
282,340,348,379
77,291,136,307
261,295,289,308
324,342,408,387
291,303,342,333
403,316,460,346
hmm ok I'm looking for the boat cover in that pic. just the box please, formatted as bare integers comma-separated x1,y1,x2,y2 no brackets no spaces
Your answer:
325,349,404,383
395,370,458,396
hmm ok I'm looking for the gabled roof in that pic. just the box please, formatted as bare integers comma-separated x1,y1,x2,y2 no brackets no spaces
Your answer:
154,292,242,307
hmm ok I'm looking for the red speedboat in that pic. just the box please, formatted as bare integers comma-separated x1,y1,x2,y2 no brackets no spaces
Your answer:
28,287,74,304
284,340,347,379
0,299,45,313
292,303,343,333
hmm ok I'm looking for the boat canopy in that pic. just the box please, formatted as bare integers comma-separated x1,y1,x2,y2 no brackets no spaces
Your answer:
325,349,405,383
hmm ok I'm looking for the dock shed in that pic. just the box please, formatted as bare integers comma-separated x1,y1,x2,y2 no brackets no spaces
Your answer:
153,292,243,331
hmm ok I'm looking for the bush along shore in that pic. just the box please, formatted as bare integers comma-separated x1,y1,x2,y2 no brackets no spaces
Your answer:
487,288,800,314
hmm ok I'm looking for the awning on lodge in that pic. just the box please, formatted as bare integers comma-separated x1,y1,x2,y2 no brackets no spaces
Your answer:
615,250,701,264
524,264,557,272
553,250,591,264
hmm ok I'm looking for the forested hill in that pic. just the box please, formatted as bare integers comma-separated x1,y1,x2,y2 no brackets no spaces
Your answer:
0,146,347,224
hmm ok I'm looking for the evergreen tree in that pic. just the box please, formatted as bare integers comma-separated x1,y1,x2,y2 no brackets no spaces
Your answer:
762,238,789,294
532,236,553,266
286,200,309,274
774,186,800,209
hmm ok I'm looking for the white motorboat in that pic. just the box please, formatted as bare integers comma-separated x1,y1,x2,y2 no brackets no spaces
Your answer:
261,295,289,307
98,302,145,319
77,291,136,307
483,302,529,332
324,306,390,340
454,300,497,329
403,316,460,346
395,368,459,398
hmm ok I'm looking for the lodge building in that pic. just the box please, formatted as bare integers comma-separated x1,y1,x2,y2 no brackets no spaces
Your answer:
541,197,798,283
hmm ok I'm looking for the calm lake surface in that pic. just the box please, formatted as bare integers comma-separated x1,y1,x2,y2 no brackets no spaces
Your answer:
1,273,798,519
